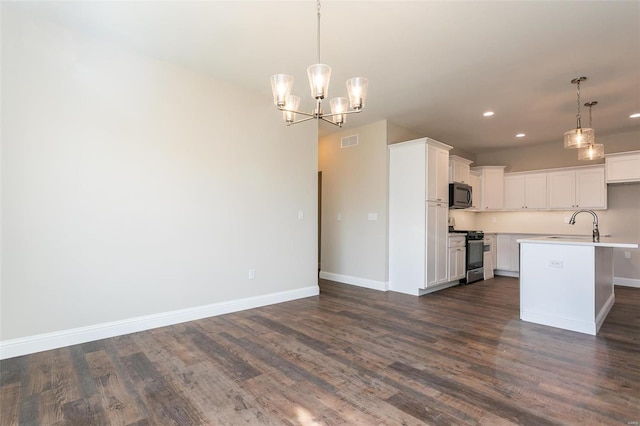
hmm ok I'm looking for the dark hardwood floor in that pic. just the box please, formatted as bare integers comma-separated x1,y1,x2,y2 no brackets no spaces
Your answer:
2,276,639,425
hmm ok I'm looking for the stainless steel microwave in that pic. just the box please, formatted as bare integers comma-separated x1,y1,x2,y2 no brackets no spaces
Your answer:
449,182,472,209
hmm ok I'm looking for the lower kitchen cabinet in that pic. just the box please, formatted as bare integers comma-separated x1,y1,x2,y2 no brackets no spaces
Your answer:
427,201,449,287
484,234,497,270
496,234,537,276
448,235,466,282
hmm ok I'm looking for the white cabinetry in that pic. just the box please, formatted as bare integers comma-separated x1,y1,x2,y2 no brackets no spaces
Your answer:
483,234,497,270
448,235,466,282
504,173,547,210
449,155,473,184
496,234,536,277
472,166,505,210
428,144,450,202
469,170,481,211
427,201,449,286
389,138,453,296
606,151,640,183
548,166,606,210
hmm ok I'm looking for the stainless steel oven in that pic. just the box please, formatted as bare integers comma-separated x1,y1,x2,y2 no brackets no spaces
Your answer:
457,230,484,284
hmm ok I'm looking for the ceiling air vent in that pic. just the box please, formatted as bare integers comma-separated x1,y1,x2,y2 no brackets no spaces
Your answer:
341,134,359,148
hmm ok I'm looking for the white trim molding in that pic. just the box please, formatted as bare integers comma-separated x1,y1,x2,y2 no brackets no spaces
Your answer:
319,271,388,292
614,277,640,288
0,285,319,360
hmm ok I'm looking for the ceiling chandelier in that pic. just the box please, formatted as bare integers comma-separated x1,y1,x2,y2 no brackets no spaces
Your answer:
564,76,595,149
578,101,604,160
270,0,368,127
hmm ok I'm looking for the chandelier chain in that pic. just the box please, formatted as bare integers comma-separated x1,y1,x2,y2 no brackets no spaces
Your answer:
576,79,581,122
316,0,321,64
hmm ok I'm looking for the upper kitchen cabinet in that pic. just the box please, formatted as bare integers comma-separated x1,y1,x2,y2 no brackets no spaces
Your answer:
503,172,547,210
548,165,607,210
472,166,506,211
469,170,481,211
427,141,451,202
606,151,640,183
449,155,473,184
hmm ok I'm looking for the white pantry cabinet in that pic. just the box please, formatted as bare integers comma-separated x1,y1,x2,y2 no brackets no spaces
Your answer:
472,166,506,211
449,155,473,184
447,235,466,282
547,165,606,210
389,138,453,296
503,172,547,210
606,151,640,183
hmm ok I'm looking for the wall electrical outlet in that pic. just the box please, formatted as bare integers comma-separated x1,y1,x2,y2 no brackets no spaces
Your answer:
368,212,378,221
492,217,497,223
550,260,563,268
337,213,342,221
298,210,304,220
248,268,256,280
624,251,632,259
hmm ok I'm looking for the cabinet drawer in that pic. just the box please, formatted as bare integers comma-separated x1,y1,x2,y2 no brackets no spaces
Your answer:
448,236,466,248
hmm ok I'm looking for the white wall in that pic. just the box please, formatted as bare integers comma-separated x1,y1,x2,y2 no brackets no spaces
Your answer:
1,9,318,346
318,120,388,290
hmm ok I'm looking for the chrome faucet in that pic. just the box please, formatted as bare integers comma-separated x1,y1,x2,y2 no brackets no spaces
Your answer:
569,209,600,242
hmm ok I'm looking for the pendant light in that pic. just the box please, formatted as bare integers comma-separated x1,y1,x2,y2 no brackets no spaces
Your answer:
270,0,368,127
564,77,595,149
578,101,604,160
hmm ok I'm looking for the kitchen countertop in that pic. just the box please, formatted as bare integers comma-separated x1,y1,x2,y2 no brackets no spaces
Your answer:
516,236,638,249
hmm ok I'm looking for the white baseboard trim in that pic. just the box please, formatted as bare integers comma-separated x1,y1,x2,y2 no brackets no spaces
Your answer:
0,285,319,360
614,277,640,288
319,271,388,292
494,270,519,278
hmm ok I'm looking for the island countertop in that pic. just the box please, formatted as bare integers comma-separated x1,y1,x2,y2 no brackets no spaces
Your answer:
516,236,638,249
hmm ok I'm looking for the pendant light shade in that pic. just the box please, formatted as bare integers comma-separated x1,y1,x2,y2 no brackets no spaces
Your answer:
578,143,604,160
578,101,604,160
564,76,591,149
564,127,595,149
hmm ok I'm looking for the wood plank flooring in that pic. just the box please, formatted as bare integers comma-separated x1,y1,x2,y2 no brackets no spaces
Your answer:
1,276,639,425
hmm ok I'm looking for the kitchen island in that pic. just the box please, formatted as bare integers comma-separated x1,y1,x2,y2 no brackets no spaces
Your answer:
517,236,639,335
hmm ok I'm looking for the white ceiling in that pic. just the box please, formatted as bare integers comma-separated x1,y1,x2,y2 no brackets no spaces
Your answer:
7,0,640,154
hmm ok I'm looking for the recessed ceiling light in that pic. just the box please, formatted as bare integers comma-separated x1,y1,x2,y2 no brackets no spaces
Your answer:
630,113,640,118
483,111,494,117
515,133,526,138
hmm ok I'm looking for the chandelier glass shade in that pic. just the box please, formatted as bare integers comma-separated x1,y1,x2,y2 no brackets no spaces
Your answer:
270,1,368,127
